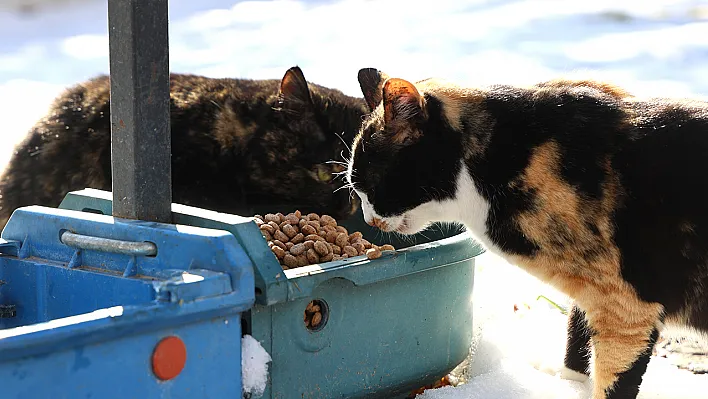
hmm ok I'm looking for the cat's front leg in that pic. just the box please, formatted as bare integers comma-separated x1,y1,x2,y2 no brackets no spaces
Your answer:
585,299,662,399
561,304,592,382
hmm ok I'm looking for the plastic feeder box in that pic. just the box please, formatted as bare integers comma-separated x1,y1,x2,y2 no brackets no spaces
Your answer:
0,205,255,398
60,189,484,399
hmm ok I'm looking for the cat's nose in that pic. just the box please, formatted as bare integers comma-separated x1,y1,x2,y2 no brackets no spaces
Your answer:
368,217,388,230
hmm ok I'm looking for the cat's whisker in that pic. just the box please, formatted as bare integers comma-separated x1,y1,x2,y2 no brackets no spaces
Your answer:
346,168,358,181
335,132,353,157
338,150,352,166
333,185,350,193
347,186,356,204
333,181,355,194
336,174,350,184
434,222,444,237
399,230,417,246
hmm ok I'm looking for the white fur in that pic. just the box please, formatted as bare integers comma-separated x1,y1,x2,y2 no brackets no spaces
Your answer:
351,160,502,253
661,321,708,344
559,366,590,382
357,191,407,231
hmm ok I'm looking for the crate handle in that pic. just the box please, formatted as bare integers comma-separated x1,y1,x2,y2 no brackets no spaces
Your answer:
60,231,157,257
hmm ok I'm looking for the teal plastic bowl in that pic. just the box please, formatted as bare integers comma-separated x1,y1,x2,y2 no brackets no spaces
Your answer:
60,189,484,399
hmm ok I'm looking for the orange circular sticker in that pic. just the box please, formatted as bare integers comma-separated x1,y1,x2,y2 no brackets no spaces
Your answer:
152,336,187,381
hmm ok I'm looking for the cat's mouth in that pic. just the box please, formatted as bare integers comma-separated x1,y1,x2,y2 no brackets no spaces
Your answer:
373,214,414,234
369,214,409,234
395,215,409,232
394,215,416,235
393,213,434,236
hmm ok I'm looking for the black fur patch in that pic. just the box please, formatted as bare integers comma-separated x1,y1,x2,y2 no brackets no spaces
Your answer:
564,305,592,375
605,327,659,399
613,102,708,328
350,96,461,217
465,85,626,256
0,70,367,227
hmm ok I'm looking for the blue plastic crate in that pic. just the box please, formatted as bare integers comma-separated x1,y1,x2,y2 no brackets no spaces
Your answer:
0,205,255,398
60,189,484,399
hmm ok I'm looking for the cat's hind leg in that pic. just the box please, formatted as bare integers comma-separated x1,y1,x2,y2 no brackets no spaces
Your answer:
594,326,659,399
583,294,662,399
561,304,592,382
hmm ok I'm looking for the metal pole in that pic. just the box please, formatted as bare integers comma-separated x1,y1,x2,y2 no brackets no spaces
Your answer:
108,0,172,223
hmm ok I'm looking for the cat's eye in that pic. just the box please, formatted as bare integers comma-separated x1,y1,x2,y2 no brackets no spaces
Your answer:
315,165,333,182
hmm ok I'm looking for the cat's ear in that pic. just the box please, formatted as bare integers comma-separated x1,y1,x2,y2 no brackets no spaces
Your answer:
382,78,424,126
358,68,390,111
278,66,314,109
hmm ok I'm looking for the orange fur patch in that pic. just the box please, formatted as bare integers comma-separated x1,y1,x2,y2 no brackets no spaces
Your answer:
507,141,663,396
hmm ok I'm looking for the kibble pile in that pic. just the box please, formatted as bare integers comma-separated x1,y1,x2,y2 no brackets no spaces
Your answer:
254,211,395,269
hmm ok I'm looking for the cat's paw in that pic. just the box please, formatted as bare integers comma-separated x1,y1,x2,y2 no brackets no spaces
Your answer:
559,366,589,382
532,358,566,377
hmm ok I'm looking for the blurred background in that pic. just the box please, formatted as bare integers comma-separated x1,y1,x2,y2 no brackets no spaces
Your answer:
1,0,708,173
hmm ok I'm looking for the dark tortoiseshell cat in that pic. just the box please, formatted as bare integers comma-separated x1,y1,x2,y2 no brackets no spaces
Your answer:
0,66,366,229
347,68,708,399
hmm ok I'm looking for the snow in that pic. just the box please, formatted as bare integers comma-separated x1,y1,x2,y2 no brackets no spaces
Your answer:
421,253,708,399
2,0,708,398
241,334,272,397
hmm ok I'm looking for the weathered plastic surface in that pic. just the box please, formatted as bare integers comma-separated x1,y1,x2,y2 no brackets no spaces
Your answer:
61,188,287,306
0,206,255,398
60,188,484,399
251,238,477,398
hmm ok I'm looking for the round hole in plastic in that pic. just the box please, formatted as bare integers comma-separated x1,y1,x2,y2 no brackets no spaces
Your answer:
304,298,329,332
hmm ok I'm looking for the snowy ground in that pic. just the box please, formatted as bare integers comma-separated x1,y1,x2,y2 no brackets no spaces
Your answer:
2,0,708,398
428,252,708,399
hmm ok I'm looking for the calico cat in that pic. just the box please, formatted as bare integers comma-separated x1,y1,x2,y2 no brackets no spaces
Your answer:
0,66,366,229
347,67,708,399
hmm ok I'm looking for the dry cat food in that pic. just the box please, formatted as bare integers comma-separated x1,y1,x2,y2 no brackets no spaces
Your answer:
304,300,324,329
407,375,454,398
253,211,395,270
